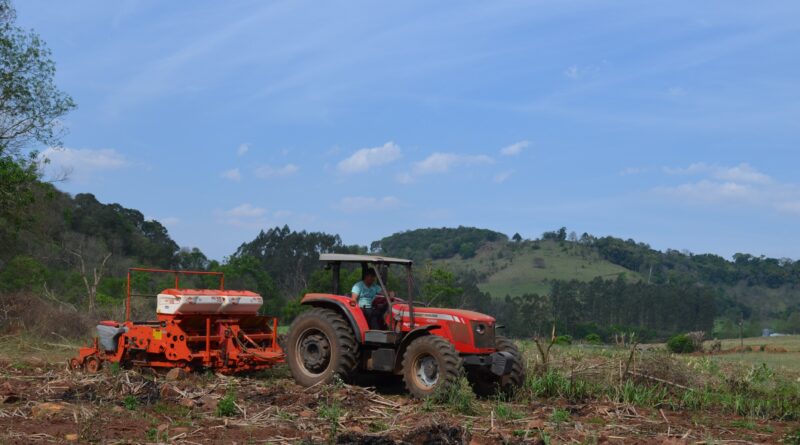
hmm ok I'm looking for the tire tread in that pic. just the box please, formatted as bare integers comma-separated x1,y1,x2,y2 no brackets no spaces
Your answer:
401,335,462,398
287,307,358,386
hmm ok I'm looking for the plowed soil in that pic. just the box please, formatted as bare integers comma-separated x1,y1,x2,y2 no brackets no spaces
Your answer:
0,358,793,444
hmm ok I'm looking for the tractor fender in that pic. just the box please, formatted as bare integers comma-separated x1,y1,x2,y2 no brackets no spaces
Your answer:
394,324,441,373
301,298,362,342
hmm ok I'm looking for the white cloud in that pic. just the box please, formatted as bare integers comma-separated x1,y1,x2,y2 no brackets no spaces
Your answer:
225,203,266,217
563,62,606,80
656,162,800,216
713,163,772,184
776,201,800,215
220,168,241,182
493,171,513,183
237,143,250,156
337,141,401,173
663,162,709,175
217,204,315,229
564,65,580,79
620,167,647,175
500,140,529,156
412,153,494,175
336,196,399,213
656,180,756,204
40,147,128,182
255,163,298,178
664,162,771,184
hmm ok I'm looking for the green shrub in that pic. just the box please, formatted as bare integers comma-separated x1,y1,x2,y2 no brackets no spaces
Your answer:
122,395,138,411
318,399,342,436
585,333,602,345
554,335,572,345
494,401,523,420
216,391,238,417
550,408,570,423
745,363,774,384
667,334,695,353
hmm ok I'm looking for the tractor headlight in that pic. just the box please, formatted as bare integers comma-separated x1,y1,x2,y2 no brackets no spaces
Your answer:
470,321,495,348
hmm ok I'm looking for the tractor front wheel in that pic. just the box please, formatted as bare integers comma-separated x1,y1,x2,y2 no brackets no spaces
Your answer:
287,308,358,387
469,335,525,397
401,335,462,398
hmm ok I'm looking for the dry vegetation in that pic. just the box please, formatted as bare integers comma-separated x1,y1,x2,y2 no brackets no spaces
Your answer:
1,336,799,444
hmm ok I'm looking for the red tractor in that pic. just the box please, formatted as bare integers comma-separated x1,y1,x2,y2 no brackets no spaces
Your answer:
286,254,524,397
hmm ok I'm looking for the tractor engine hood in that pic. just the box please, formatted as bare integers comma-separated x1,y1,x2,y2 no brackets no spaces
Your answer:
393,304,495,324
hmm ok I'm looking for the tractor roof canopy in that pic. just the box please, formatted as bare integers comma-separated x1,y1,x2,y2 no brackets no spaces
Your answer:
319,253,412,265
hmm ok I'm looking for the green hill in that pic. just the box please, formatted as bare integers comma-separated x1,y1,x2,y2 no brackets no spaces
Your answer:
376,226,800,338
438,239,640,297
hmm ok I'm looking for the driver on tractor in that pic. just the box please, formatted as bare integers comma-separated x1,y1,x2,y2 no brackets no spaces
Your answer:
350,269,391,329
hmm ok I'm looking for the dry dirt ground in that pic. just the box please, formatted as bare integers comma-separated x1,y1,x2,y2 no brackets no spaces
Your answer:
0,357,795,445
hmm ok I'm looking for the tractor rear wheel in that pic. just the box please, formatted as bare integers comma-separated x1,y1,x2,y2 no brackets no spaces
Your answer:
402,335,462,398
469,335,525,397
287,308,358,387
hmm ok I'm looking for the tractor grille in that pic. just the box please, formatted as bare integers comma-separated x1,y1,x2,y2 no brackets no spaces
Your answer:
448,321,471,344
471,321,495,349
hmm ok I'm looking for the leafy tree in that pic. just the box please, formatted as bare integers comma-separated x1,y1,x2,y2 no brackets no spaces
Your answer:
0,255,44,292
0,152,38,228
68,193,179,268
234,225,363,297
63,233,111,311
458,242,476,259
176,247,209,271
0,0,74,227
374,226,507,261
512,232,522,242
541,227,567,242
0,0,75,152
495,276,715,339
213,255,279,314
421,266,462,307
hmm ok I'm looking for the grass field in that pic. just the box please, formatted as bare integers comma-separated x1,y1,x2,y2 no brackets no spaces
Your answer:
439,240,639,297
695,335,800,378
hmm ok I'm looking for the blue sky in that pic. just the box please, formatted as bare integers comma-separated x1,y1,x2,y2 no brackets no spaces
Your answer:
17,1,800,260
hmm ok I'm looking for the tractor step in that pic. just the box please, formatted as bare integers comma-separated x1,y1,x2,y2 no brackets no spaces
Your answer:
364,330,399,344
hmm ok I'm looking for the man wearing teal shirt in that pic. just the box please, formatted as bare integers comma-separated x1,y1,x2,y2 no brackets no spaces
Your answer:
351,269,386,328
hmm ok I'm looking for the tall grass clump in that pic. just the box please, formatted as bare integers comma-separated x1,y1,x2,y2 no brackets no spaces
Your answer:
434,376,478,415
523,369,598,402
611,380,669,408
